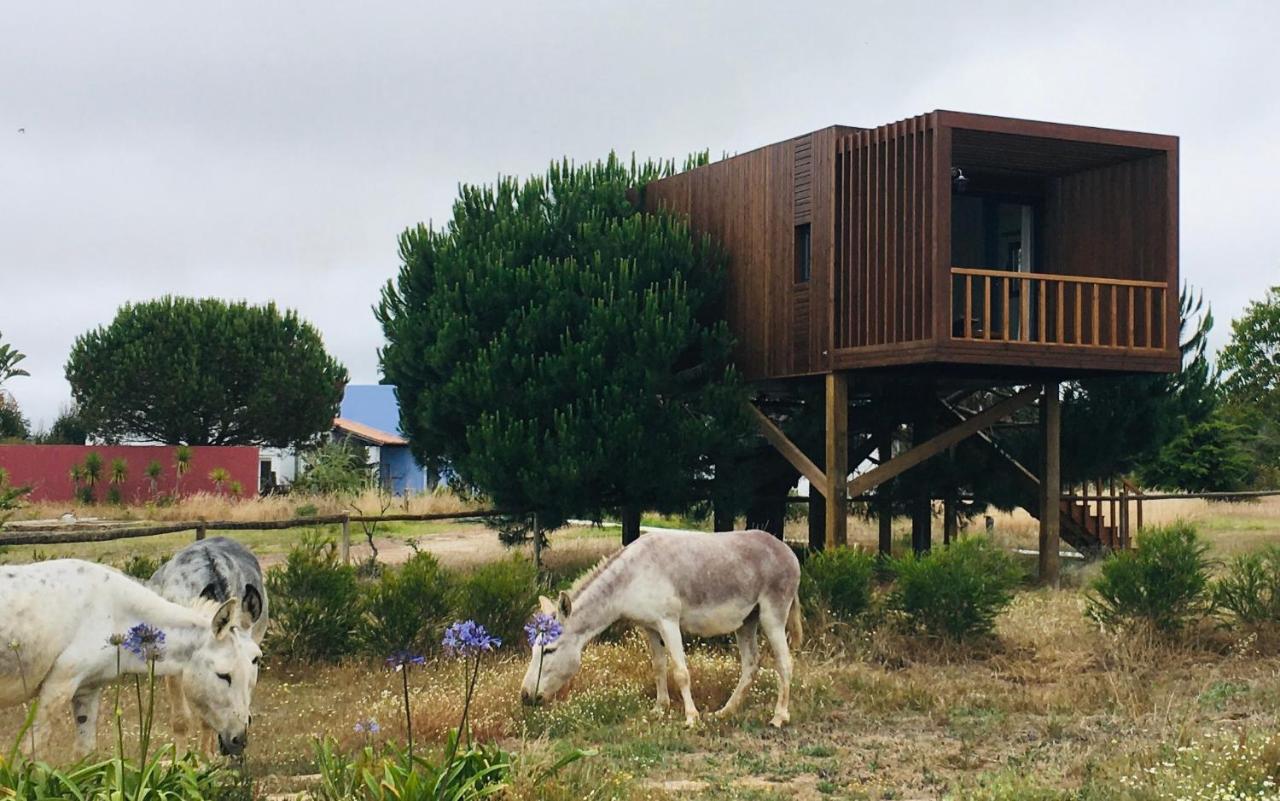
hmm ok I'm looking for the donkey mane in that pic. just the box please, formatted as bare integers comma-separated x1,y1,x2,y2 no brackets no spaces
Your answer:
567,550,625,600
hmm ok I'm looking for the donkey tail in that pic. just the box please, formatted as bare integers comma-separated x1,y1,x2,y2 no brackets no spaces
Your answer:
786,592,803,649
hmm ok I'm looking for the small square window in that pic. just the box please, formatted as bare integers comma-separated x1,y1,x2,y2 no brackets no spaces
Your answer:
794,223,811,283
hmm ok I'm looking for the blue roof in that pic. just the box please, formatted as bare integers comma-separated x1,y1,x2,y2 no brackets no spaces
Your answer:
340,385,404,437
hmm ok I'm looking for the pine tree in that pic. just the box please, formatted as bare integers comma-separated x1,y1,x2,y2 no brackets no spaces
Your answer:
376,154,747,543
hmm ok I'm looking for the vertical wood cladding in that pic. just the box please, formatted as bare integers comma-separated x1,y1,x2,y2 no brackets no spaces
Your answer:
644,111,1179,380
833,114,937,350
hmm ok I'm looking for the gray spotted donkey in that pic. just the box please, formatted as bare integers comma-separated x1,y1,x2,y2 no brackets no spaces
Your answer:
148,537,268,751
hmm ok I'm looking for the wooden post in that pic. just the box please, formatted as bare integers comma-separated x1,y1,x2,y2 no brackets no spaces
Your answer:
807,491,825,552
531,513,542,571
910,406,932,554
621,504,642,546
877,424,893,557
1039,382,1061,587
943,494,958,546
340,515,351,565
195,525,206,542
824,373,849,549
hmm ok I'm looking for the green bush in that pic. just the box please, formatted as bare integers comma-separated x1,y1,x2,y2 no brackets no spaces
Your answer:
888,537,1023,640
1087,521,1213,634
450,556,540,647
1215,546,1280,627
801,546,875,621
362,552,453,656
265,534,364,662
120,553,166,581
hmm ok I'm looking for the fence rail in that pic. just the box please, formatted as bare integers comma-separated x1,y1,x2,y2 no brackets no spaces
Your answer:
0,509,512,562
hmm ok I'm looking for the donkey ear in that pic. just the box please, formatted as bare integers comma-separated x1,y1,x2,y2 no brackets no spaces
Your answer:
557,591,572,618
538,595,557,615
211,598,240,640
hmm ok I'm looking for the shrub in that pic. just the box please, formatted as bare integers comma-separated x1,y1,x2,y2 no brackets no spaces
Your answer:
1087,521,1213,634
1215,546,1280,627
888,537,1023,640
266,534,364,662
450,556,540,647
361,552,453,655
801,546,875,621
120,553,166,581
293,440,371,497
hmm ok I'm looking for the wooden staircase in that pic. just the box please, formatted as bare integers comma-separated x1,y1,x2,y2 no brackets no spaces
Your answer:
938,397,1141,556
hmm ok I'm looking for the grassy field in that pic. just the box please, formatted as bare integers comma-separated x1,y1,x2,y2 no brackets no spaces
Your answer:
2,497,1279,799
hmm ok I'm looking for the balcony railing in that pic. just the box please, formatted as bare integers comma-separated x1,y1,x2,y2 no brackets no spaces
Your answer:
951,267,1168,350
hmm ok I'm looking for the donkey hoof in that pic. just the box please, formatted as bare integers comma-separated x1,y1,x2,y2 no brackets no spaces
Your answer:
683,712,700,728
769,714,790,728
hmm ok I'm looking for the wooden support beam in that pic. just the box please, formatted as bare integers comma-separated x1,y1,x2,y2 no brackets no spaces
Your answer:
824,373,849,549
807,492,825,552
877,424,894,557
1039,383,1061,586
747,403,827,493
847,386,1040,497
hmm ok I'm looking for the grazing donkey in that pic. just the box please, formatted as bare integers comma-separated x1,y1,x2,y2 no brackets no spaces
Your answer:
0,559,260,758
148,537,267,752
520,529,802,727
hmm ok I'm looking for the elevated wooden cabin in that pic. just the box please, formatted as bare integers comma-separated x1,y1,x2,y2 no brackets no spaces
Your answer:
645,111,1180,573
645,110,1179,381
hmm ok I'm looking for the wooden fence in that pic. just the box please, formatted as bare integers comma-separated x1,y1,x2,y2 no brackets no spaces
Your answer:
0,510,512,564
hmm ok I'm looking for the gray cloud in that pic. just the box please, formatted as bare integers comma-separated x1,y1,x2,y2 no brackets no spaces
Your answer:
3,0,1277,429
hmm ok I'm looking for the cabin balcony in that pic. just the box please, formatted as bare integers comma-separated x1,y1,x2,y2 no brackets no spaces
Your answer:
950,268,1169,351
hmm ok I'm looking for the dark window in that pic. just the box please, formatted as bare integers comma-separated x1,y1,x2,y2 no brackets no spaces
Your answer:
794,223,811,283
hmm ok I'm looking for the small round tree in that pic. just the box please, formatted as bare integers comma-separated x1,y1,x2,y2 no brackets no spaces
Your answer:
66,297,348,446
377,154,748,543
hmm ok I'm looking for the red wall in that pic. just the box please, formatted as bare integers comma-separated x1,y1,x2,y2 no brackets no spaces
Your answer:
0,445,260,503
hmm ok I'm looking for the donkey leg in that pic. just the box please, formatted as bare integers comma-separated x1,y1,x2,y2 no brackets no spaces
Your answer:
30,675,75,758
166,675,194,752
71,685,102,757
656,620,698,726
715,616,761,718
760,604,794,728
643,627,670,713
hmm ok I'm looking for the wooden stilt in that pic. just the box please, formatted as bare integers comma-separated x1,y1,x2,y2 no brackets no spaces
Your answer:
808,492,825,552
877,424,893,557
943,495,958,545
824,373,849,549
1039,382,1061,586
911,498,932,554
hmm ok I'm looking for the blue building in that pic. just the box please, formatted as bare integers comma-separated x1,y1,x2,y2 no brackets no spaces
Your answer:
334,385,430,495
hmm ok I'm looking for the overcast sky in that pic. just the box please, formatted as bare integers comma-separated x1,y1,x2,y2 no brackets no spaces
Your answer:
3,1,1277,430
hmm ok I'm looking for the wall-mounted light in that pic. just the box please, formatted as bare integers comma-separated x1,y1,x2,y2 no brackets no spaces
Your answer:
951,167,968,193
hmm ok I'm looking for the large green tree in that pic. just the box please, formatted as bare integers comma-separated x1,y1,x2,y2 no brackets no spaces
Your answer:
67,297,348,446
376,154,747,543
1219,284,1280,484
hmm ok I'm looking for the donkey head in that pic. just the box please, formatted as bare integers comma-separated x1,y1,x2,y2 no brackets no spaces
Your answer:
180,599,261,755
520,592,580,705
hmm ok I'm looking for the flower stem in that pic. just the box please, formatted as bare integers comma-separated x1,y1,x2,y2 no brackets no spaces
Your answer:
400,663,413,759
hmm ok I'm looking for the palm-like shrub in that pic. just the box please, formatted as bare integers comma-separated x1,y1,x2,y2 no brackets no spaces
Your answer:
888,537,1023,640
1215,546,1280,627
1087,522,1213,634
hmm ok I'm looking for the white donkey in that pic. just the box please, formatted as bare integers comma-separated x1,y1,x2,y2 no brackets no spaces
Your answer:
148,537,268,751
520,529,802,727
0,559,260,758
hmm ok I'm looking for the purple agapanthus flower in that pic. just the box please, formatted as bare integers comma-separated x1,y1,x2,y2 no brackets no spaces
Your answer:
121,623,165,661
386,651,426,671
353,719,381,734
524,613,563,648
442,620,501,657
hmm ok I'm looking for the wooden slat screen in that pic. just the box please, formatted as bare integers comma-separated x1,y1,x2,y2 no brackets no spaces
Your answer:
834,114,936,349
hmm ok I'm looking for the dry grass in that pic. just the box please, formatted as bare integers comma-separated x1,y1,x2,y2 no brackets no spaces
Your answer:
4,497,1280,798
8,586,1280,799
8,486,479,524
